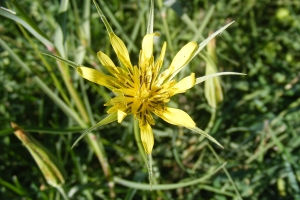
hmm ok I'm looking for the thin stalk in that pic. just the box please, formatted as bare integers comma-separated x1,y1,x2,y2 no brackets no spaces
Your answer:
68,138,93,199
194,107,217,146
80,77,115,198
55,186,69,200
133,119,147,164
1,37,115,198
207,144,242,200
86,134,116,198
204,107,217,135
114,162,227,190
98,0,138,52
55,59,89,123
157,0,174,55
192,5,215,42
133,119,167,197
17,24,72,107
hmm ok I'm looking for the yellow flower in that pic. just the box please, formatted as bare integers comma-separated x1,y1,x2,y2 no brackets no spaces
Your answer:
43,1,244,156
76,32,222,155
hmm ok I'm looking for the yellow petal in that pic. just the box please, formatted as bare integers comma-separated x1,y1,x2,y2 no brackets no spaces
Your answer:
117,110,127,123
168,42,198,76
153,42,166,81
171,73,195,94
131,99,143,114
157,107,195,128
97,51,119,75
157,42,166,69
76,67,114,88
109,33,133,71
142,33,160,60
139,122,154,154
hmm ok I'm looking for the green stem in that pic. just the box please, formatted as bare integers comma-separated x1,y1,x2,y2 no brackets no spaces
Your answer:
55,60,89,124
113,162,227,190
133,119,169,197
157,0,174,55
133,119,147,164
204,107,217,134
86,134,116,198
207,144,242,200
17,24,72,107
1,37,114,198
55,186,69,200
196,107,217,145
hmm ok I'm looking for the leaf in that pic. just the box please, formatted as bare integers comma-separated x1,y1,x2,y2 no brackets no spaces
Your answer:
54,0,69,57
196,72,246,85
146,0,154,34
71,112,118,148
11,122,66,187
41,52,80,69
188,127,224,149
0,7,53,48
169,21,236,79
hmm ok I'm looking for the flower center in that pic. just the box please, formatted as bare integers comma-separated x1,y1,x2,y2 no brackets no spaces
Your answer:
139,88,151,101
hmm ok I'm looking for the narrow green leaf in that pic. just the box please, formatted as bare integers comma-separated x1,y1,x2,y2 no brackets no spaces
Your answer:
96,0,138,52
195,21,235,57
33,76,86,127
0,178,26,196
10,0,49,39
196,72,246,85
114,162,227,190
0,37,31,74
146,0,154,34
192,6,215,41
92,0,113,34
72,112,118,148
0,37,85,127
41,52,80,69
54,0,69,57
12,122,66,187
188,127,223,149
0,7,53,48
170,21,236,79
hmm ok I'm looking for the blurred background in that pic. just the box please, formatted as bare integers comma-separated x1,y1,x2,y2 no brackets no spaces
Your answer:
0,0,299,199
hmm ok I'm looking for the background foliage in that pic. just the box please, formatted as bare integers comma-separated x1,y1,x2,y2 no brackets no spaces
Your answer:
1,0,300,199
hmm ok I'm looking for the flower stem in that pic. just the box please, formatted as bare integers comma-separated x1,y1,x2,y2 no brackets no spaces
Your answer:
55,186,69,200
147,153,153,190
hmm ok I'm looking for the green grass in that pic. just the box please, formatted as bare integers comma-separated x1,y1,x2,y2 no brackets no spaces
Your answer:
1,0,300,199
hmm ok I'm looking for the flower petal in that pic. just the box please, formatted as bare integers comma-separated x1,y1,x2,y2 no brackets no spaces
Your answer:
97,51,119,75
171,73,195,95
131,99,143,114
118,110,127,123
168,42,198,77
158,42,197,84
72,112,118,148
139,122,154,154
142,33,160,60
156,107,195,128
109,33,133,71
76,67,115,88
153,42,166,81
